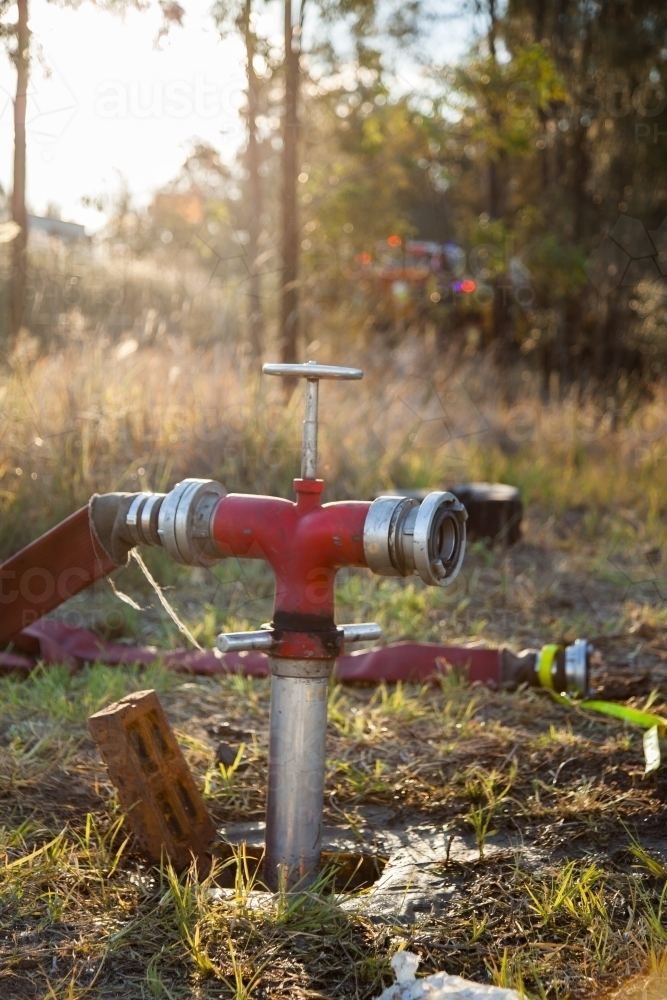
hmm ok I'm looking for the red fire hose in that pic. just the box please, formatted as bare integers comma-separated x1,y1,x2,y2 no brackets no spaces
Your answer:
0,505,117,644
2,617,503,682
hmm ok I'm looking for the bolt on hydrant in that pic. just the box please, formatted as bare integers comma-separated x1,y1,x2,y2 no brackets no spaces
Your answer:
44,362,469,888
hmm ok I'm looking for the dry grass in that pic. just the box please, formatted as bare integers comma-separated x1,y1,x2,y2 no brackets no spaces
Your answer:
2,330,667,553
4,330,667,651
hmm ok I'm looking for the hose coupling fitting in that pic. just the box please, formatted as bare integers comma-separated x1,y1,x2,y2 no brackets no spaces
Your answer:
125,479,225,566
363,492,467,587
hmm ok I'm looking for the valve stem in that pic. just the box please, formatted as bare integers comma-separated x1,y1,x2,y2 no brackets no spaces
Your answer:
262,361,363,485
302,372,319,480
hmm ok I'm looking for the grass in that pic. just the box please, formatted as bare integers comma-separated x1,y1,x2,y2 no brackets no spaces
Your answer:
2,656,667,998
464,764,517,859
3,331,667,553
3,338,667,995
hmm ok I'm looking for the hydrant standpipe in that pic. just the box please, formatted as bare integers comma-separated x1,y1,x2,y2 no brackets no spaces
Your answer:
3,361,468,889
213,362,466,888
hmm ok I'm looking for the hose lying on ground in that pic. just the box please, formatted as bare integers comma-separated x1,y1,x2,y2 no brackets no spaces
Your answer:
0,493,139,646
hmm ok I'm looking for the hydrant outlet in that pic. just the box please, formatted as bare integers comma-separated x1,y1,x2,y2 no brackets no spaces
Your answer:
364,492,467,586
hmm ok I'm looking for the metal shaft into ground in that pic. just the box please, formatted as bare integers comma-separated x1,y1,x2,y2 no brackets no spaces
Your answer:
264,660,332,890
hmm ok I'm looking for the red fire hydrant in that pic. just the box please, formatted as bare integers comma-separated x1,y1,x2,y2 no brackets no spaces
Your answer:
6,362,468,888
123,362,468,887
150,363,466,887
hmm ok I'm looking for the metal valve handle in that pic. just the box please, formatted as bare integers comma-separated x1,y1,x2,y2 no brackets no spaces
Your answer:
217,630,274,653
263,361,363,480
262,363,364,381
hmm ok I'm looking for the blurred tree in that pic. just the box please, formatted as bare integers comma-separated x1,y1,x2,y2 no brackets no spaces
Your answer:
244,0,264,358
1,0,29,338
290,0,667,392
497,0,667,390
277,0,432,365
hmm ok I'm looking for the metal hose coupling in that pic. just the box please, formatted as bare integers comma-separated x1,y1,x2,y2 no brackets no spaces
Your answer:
499,638,592,697
125,479,226,566
364,492,467,586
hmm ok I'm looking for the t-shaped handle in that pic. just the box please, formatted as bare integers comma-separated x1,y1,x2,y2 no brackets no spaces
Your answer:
263,361,363,479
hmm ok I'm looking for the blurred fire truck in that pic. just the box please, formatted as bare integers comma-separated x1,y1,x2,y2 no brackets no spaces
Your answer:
354,236,478,318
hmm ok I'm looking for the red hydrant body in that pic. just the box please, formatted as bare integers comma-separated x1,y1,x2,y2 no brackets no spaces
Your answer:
212,479,369,658
210,475,382,888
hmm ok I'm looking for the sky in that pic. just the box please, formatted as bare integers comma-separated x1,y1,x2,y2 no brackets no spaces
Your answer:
0,0,474,232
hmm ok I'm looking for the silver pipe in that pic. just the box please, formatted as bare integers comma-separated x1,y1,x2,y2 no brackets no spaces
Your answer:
301,378,319,480
158,479,225,566
564,639,592,696
264,663,332,890
363,492,467,587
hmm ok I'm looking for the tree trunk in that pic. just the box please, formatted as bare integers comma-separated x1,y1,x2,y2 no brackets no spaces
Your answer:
593,294,608,383
486,0,509,351
244,0,263,360
487,0,497,60
572,25,592,243
487,0,500,217
281,0,300,366
11,0,29,337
